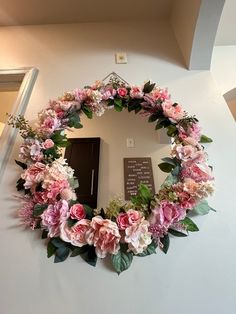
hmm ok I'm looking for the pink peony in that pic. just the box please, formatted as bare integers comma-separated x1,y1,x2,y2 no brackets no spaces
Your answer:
162,100,184,122
85,216,121,258
46,179,69,201
130,86,144,99
40,116,61,135
151,88,170,101
117,87,128,98
70,204,86,220
124,219,152,254
41,200,69,237
149,201,186,239
21,162,46,190
178,122,201,142
43,139,54,149
60,219,91,247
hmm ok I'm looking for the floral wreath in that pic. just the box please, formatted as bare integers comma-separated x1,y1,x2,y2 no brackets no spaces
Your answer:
8,73,215,274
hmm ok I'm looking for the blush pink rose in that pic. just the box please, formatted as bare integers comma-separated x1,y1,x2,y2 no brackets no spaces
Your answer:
70,204,86,220
60,219,91,247
130,86,144,99
43,139,54,149
117,87,128,98
127,209,142,225
117,213,130,230
162,100,184,122
85,216,121,258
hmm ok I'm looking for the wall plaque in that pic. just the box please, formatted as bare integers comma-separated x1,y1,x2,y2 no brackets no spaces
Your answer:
124,157,155,200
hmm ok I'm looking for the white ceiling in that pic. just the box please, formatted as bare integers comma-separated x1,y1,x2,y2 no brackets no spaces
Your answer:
215,0,236,45
0,0,171,26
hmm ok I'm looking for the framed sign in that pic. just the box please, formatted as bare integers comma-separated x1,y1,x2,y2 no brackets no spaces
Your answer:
124,157,155,200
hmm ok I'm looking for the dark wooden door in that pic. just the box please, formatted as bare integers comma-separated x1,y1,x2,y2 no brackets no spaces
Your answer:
65,138,100,208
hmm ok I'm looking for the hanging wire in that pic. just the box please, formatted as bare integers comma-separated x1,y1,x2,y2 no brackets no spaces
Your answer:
102,72,129,85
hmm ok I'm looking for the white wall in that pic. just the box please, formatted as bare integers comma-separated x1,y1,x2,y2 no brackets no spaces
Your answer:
211,45,236,94
0,22,236,314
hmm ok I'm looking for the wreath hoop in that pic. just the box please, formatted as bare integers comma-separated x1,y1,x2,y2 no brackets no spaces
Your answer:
8,73,215,274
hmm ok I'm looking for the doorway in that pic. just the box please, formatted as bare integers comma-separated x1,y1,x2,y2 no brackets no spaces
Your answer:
0,68,38,177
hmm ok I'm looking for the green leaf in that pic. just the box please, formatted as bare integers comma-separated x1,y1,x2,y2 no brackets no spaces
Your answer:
143,81,156,93
47,240,57,258
41,229,48,239
148,114,159,123
51,237,66,248
161,157,177,166
131,183,153,206
84,204,94,219
167,124,178,137
111,251,133,274
158,162,175,173
192,200,215,215
160,234,169,254
33,204,48,217
51,131,70,147
70,245,89,257
15,160,27,169
54,246,70,263
136,241,157,257
181,217,199,232
200,135,213,143
114,98,123,112
168,229,188,237
81,246,97,267
82,105,93,119
16,178,26,191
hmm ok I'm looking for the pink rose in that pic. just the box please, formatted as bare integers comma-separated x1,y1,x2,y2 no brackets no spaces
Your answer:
117,87,128,98
127,209,142,225
130,86,144,99
162,100,184,122
178,122,201,142
151,88,170,101
85,216,121,258
117,213,130,230
70,204,86,220
60,219,91,247
43,139,54,149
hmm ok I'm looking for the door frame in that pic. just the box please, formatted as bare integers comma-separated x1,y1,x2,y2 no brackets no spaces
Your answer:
0,67,38,177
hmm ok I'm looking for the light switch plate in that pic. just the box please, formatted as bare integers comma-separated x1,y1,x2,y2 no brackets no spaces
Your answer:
126,138,135,148
115,52,128,64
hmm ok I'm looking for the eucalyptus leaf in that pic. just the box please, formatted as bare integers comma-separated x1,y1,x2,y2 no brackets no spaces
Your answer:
111,251,133,274
192,200,215,215
161,173,178,187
